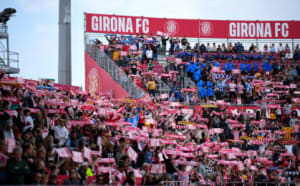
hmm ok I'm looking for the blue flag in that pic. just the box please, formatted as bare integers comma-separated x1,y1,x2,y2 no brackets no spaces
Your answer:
128,114,139,127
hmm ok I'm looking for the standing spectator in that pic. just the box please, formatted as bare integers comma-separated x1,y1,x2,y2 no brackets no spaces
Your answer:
151,43,158,61
145,46,153,64
3,119,14,139
206,43,211,52
263,44,269,54
236,42,244,54
54,119,69,146
148,60,153,71
186,43,192,51
40,110,51,130
105,34,116,45
147,77,157,97
278,43,285,59
181,37,188,51
293,44,300,60
227,42,233,53
211,43,217,52
222,43,227,53
131,60,137,74
270,43,276,53
283,103,292,124
178,65,185,89
200,43,207,53
6,147,30,185
169,37,175,55
249,44,255,53
284,44,291,59
23,109,34,132
161,36,169,55
14,107,25,132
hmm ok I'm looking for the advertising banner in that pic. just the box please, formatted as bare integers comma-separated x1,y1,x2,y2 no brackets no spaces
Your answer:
85,13,300,39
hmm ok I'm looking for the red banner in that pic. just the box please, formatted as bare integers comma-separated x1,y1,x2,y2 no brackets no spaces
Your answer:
85,13,300,39
85,52,130,98
53,83,80,92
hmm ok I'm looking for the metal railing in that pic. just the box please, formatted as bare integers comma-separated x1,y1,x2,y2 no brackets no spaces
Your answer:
86,43,146,99
0,50,20,73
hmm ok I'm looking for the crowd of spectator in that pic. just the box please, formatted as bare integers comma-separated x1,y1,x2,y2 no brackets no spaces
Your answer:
0,33,299,185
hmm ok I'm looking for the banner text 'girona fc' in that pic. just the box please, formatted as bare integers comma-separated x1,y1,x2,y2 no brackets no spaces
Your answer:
85,13,300,39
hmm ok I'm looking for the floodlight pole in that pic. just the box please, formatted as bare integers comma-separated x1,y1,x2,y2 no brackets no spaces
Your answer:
58,0,72,85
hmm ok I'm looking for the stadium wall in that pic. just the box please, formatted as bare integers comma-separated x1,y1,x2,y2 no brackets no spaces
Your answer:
85,52,130,98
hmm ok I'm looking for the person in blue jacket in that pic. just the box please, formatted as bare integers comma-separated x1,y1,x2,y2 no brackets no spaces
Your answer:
197,79,204,89
176,51,184,58
266,62,272,72
199,85,207,100
245,61,252,74
262,60,267,71
193,68,201,82
186,61,194,79
228,60,234,70
223,61,229,73
254,61,258,72
262,60,272,72
236,42,244,54
207,80,214,99
240,61,246,74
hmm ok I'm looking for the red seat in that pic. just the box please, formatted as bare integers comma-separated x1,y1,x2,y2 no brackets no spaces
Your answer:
56,175,69,185
87,176,96,184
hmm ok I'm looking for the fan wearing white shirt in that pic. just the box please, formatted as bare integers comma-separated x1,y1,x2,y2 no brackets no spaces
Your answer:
145,46,153,63
3,119,14,139
277,43,284,53
54,119,69,146
23,109,34,132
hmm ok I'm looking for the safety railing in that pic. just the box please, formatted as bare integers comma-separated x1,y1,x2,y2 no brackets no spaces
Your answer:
86,43,146,99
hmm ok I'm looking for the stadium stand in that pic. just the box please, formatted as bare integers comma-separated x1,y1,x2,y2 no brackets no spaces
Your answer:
0,33,299,185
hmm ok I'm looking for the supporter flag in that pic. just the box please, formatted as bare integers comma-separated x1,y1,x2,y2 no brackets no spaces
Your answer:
55,148,72,158
72,151,84,163
148,164,166,174
128,114,139,127
5,138,16,153
125,146,138,162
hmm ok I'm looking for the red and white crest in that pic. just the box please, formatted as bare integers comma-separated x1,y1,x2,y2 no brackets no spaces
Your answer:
87,68,99,94
200,22,213,35
164,20,178,35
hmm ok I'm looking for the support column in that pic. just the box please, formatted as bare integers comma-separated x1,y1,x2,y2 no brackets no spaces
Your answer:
58,0,71,85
